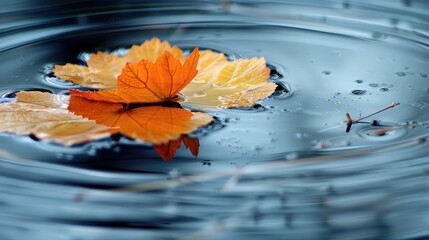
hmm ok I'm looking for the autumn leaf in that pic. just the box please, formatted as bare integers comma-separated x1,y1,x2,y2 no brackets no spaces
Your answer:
69,47,199,103
0,91,114,146
54,38,275,108
53,38,184,89
181,50,272,108
68,95,213,145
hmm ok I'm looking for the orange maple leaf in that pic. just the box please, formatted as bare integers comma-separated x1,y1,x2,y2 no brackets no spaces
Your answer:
70,47,199,103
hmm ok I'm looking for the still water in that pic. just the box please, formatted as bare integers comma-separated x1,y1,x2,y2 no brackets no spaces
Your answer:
0,1,429,239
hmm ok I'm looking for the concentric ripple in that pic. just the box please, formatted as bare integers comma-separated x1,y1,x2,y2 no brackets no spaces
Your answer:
0,1,428,240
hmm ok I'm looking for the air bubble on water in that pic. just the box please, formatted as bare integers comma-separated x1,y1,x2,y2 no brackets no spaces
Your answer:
395,72,406,77
420,73,428,78
369,83,379,87
351,90,367,95
379,87,389,92
354,79,364,84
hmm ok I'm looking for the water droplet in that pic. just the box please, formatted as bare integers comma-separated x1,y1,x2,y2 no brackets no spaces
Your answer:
351,90,367,95
321,71,332,75
395,72,406,77
369,83,379,87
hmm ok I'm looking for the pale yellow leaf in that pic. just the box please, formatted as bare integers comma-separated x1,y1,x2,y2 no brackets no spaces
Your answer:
0,92,114,146
180,51,273,108
16,91,69,109
219,82,278,108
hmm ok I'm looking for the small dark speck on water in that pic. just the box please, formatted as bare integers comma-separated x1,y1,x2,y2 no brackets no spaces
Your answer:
355,79,364,84
322,71,332,75
395,72,406,77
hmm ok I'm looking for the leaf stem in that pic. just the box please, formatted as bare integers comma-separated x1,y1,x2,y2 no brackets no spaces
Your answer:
345,102,400,132
353,102,400,123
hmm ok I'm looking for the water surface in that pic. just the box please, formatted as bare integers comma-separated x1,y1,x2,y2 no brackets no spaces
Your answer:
0,1,429,239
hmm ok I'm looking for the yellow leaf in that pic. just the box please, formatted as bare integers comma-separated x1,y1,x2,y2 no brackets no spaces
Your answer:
181,50,272,108
16,91,69,109
0,91,114,146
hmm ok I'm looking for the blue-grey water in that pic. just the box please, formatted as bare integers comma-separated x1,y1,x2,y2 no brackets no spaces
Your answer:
0,1,429,239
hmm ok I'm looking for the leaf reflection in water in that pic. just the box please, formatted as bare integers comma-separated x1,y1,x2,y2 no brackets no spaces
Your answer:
68,95,212,160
